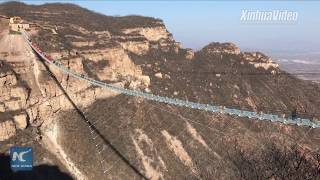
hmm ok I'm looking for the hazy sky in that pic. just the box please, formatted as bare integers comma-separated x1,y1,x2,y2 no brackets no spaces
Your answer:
22,1,320,54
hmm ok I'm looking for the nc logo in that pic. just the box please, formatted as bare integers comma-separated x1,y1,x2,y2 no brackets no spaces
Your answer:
12,149,32,162
10,147,33,171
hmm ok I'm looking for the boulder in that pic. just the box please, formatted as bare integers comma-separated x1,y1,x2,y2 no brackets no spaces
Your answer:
138,75,150,87
129,80,141,90
14,113,28,130
164,74,171,79
155,72,163,79
144,88,151,93
185,48,194,60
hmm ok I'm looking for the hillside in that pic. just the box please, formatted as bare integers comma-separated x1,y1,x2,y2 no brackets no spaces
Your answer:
0,2,319,179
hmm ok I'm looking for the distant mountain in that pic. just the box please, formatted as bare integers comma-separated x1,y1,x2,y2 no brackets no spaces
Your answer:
275,58,320,83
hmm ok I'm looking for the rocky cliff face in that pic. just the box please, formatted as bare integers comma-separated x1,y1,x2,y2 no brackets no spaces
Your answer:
0,54,29,141
1,2,319,180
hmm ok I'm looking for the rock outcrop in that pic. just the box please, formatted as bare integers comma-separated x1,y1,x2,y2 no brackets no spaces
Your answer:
242,52,279,71
0,64,28,112
121,25,170,42
119,40,150,55
184,48,194,60
202,42,240,55
13,113,28,129
0,120,16,141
